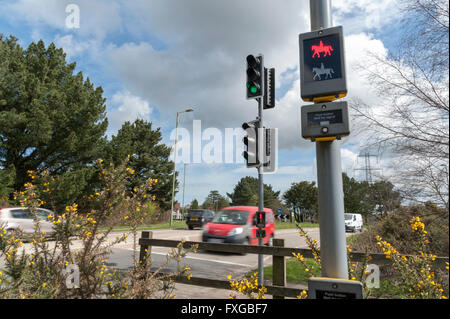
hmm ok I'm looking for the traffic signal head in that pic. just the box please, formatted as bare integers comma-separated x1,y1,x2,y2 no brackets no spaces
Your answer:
261,128,277,174
299,26,347,103
246,54,263,99
242,121,259,167
256,211,266,228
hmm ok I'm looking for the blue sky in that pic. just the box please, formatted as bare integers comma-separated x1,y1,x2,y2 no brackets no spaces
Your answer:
0,0,406,206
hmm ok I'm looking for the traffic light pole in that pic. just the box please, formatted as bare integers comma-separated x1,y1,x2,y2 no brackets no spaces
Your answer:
257,95,264,285
310,0,349,279
256,54,265,286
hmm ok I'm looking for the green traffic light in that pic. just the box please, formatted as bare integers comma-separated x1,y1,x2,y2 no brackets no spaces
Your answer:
247,82,258,94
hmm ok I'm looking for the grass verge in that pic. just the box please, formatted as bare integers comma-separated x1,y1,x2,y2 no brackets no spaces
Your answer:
255,257,321,285
275,221,318,230
103,221,318,233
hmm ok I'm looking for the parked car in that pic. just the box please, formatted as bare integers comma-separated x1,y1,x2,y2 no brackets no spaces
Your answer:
0,207,55,237
186,209,215,230
202,206,275,246
344,213,363,232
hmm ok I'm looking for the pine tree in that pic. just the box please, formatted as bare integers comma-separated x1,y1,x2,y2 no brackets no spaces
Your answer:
227,176,280,210
0,35,108,210
106,119,174,211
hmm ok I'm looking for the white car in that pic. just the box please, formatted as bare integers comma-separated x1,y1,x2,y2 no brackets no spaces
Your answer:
344,213,363,232
0,207,55,236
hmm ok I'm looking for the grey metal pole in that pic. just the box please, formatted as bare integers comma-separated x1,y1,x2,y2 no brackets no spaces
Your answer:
257,97,264,285
309,0,348,279
257,56,265,286
310,0,333,29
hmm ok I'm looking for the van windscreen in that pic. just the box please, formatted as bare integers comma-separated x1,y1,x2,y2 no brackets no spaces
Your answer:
212,210,250,225
344,214,353,220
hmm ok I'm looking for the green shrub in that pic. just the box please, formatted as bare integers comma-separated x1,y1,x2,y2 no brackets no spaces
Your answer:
350,204,448,257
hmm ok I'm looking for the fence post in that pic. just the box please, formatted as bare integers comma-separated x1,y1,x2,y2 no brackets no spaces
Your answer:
139,231,152,266
272,238,286,299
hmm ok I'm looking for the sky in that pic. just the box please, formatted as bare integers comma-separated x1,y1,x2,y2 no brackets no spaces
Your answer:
0,0,407,206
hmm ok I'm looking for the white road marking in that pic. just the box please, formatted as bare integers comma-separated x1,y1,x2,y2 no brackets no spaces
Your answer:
126,248,254,268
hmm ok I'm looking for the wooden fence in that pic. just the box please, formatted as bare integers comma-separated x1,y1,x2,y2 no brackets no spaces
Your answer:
138,231,449,299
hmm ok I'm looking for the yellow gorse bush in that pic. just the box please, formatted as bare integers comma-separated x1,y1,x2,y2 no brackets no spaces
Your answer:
0,158,193,299
228,272,267,299
376,216,448,299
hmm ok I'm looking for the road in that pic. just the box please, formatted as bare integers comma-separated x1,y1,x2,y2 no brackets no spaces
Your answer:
0,227,324,280
107,227,321,279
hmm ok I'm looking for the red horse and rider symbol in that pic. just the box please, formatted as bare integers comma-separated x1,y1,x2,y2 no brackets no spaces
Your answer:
311,40,334,58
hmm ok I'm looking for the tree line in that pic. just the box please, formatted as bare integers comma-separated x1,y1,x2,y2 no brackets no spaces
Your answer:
189,174,401,223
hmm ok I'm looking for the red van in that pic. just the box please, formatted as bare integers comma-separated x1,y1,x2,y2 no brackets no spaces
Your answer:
202,206,275,246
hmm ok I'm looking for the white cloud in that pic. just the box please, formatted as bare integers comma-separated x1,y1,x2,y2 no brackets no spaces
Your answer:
108,91,152,133
5,0,123,40
53,34,95,59
333,0,402,31
340,147,359,176
5,0,67,29
105,1,310,140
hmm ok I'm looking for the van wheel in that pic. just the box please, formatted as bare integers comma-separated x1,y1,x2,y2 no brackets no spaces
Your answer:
188,225,194,230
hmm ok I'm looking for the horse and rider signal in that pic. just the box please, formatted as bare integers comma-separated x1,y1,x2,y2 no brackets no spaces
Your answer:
311,40,334,58
310,40,335,80
299,26,347,102
313,63,334,81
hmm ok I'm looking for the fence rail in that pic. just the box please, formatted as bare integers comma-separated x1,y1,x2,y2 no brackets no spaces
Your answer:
138,231,449,299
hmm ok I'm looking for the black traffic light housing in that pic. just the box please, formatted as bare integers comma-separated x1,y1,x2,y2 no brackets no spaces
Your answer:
246,55,263,99
242,121,259,167
256,228,266,239
256,211,266,228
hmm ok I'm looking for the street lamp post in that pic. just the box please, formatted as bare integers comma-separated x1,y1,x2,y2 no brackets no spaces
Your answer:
170,108,194,227
182,163,187,220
